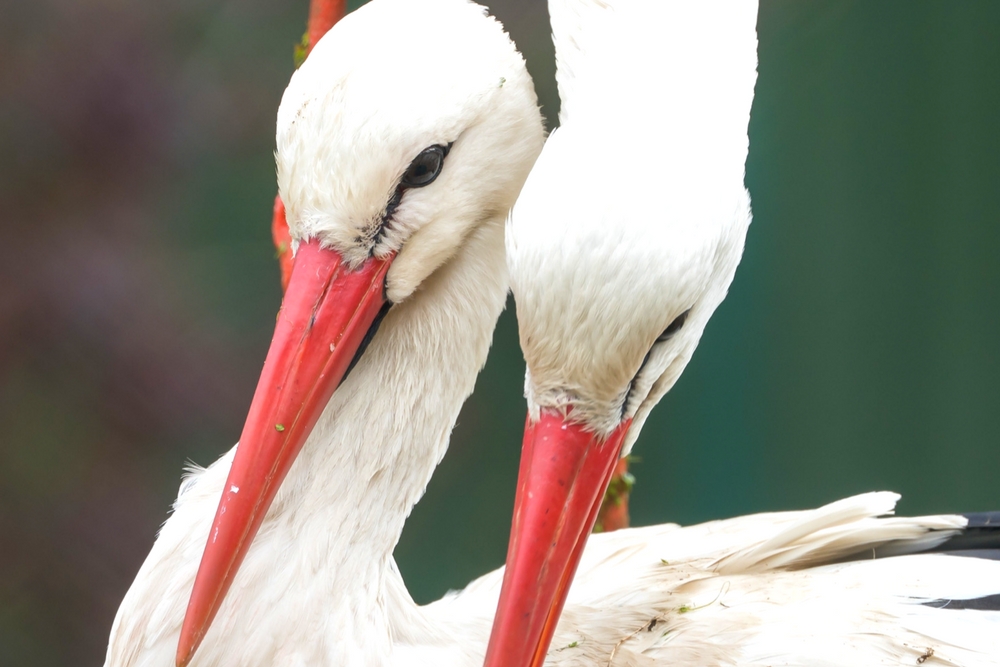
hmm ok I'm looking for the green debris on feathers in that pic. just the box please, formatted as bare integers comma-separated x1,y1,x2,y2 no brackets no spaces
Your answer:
677,586,727,614
275,424,286,432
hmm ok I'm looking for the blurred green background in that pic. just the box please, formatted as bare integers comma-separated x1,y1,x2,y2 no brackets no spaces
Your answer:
1,0,998,664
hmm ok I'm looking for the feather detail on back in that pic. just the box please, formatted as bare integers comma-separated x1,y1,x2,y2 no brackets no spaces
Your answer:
419,493,1000,667
713,491,962,573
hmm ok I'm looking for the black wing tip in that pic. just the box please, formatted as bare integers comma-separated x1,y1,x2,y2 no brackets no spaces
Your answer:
924,592,1000,611
932,511,1000,554
962,511,1000,529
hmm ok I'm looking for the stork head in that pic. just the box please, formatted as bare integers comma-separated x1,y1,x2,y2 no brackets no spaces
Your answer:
177,1,543,665
278,0,543,303
510,128,751,453
484,121,752,667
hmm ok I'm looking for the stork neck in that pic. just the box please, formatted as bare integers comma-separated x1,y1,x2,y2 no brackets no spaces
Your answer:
265,216,507,655
552,1,757,184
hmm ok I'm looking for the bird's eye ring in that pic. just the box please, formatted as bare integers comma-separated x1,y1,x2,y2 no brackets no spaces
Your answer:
657,308,691,342
401,144,449,188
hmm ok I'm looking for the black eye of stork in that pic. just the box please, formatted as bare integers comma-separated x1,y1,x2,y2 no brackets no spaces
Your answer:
401,144,449,188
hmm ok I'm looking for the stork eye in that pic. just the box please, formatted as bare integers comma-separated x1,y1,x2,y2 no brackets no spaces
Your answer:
657,309,690,342
401,145,448,188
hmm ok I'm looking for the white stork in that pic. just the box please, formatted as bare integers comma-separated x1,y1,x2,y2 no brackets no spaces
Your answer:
105,0,545,665
104,2,1000,667
483,1,1000,667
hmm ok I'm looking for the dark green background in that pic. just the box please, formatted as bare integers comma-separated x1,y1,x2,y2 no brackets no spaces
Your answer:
1,1,998,664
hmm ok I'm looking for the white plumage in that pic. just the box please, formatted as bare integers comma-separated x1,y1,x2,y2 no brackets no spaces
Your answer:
495,494,999,667
510,0,757,445
408,493,1000,667
489,0,1000,665
409,494,1000,666
104,1,1000,667
105,1,545,665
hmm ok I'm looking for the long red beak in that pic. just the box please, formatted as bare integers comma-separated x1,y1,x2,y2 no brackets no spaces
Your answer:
176,239,393,667
483,410,631,667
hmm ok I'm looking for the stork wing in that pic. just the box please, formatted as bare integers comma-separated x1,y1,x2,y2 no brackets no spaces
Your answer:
411,492,1000,667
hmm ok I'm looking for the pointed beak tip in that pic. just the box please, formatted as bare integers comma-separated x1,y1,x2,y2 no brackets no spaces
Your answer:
176,632,198,667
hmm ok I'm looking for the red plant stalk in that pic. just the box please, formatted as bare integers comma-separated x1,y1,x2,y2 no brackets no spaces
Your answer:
271,0,347,291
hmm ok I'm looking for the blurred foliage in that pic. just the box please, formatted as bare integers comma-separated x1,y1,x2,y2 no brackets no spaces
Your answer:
0,1,998,664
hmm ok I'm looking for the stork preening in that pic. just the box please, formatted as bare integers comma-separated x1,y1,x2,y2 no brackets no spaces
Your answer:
103,1,1000,667
484,1,1000,666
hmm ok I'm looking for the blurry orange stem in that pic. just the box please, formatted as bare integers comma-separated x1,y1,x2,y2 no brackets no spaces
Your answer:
272,0,348,292
271,197,294,292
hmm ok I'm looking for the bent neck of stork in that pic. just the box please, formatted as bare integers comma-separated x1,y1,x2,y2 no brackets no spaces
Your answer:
296,217,507,554
234,215,508,660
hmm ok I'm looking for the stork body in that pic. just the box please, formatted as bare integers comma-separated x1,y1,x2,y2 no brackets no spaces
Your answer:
485,1,1000,666
112,465,1000,666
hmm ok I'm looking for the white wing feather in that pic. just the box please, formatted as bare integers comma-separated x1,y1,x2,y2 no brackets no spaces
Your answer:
415,493,1000,667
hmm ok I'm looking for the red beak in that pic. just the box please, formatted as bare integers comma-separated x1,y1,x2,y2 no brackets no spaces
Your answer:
176,239,393,667
483,410,631,667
